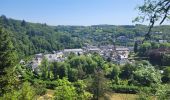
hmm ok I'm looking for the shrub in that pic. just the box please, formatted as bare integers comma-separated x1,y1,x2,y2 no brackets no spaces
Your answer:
33,82,47,96
111,85,139,94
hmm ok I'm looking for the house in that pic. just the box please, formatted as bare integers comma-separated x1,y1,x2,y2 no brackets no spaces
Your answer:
56,51,64,58
64,49,84,55
88,48,101,53
159,40,167,43
30,58,42,71
85,45,101,53
99,45,115,51
117,36,128,42
29,53,44,71
116,47,129,59
114,47,130,65
35,53,43,59
19,59,25,65
31,62,39,71
44,54,59,62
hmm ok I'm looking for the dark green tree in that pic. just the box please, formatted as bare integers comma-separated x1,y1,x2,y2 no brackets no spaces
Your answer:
0,27,18,95
120,63,135,80
91,69,108,100
162,67,170,83
39,58,49,80
134,41,138,53
138,42,151,56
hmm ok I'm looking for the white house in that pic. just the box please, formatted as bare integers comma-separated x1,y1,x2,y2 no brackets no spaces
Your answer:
64,49,84,55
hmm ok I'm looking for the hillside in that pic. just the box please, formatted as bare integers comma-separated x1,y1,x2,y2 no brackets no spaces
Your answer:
1,15,170,58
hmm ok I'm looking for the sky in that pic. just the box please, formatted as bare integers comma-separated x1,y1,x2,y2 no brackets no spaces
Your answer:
1,0,143,26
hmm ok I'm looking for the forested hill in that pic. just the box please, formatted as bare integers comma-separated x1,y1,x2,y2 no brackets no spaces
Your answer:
0,15,83,58
1,15,170,58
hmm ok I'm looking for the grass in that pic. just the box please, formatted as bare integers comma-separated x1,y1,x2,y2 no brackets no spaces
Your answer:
100,92,157,100
39,91,138,100
99,92,138,100
108,93,138,100
37,89,55,100
37,89,156,100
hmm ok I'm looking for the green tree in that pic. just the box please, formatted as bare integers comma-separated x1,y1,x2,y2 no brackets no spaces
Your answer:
68,68,78,82
134,41,138,53
18,81,36,100
120,63,136,80
135,0,170,40
1,90,20,100
54,78,77,100
1,81,36,100
74,80,93,100
133,63,161,86
52,62,68,79
162,54,170,66
151,42,160,49
160,43,170,48
0,27,18,95
91,69,108,100
39,58,49,80
109,65,120,84
138,42,151,56
162,67,170,83
54,78,92,100
156,84,170,100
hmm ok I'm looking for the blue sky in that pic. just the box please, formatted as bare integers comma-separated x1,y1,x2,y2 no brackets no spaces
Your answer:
1,0,142,26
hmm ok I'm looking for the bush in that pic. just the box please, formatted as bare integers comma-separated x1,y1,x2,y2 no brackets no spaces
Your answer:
33,82,47,96
111,85,139,94
44,81,58,89
136,88,153,100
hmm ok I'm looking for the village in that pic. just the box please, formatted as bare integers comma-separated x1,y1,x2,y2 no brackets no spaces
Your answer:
21,33,169,72
22,44,132,71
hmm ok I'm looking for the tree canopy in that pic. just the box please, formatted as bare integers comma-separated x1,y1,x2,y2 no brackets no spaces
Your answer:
135,0,170,40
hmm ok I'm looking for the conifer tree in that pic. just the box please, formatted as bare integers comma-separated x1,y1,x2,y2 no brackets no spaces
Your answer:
0,27,18,94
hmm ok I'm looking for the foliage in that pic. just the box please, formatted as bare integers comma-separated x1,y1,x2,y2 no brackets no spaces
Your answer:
162,66,170,83
133,63,161,86
137,88,153,100
54,78,92,100
52,62,68,79
134,41,139,53
138,42,170,66
120,63,136,80
54,78,77,100
90,70,108,99
108,64,120,84
1,81,36,100
135,0,170,40
1,15,170,59
74,80,93,100
138,42,151,56
33,82,47,96
0,27,18,95
162,54,170,66
111,85,139,94
155,84,170,100
18,81,36,100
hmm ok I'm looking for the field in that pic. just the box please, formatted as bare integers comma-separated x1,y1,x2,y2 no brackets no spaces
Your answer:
38,90,156,100
38,90,138,100
99,92,138,100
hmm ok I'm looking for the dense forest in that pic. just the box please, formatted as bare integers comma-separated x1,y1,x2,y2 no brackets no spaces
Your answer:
0,15,170,100
1,15,170,58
